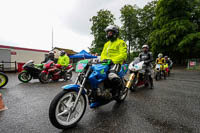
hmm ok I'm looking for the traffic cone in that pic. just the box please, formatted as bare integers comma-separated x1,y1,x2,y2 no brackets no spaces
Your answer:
0,93,7,111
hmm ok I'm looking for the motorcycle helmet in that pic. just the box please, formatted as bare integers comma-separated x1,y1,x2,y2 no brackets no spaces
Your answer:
158,53,163,58
164,56,168,60
142,44,149,49
48,51,54,58
105,25,119,41
142,44,149,53
60,50,66,56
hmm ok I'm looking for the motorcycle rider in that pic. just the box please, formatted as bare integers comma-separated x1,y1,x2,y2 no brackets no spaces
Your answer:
156,53,166,78
168,57,173,69
100,25,127,99
57,50,70,69
41,51,56,64
138,44,154,88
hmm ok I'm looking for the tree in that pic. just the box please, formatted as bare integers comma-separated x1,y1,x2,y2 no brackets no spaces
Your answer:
149,0,198,64
89,9,115,54
137,0,157,46
179,0,200,58
120,5,139,62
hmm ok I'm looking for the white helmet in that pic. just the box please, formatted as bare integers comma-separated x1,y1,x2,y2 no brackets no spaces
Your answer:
104,25,119,34
158,53,163,58
142,44,149,49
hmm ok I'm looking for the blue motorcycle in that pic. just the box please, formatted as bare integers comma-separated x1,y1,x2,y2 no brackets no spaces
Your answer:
49,60,128,129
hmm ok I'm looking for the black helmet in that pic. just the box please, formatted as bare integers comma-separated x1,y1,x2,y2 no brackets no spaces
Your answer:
105,25,119,41
60,50,66,56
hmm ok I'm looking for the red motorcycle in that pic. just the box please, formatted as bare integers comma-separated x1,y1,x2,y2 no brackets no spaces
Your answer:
39,60,73,83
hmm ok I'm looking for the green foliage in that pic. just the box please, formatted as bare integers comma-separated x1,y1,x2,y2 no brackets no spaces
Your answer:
120,5,139,62
89,0,200,63
137,0,157,47
149,0,200,63
89,9,115,54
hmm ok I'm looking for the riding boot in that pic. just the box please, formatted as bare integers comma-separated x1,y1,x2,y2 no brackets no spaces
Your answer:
149,76,153,89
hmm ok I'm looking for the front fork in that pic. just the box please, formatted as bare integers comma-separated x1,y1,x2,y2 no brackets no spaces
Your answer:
126,72,139,89
72,67,91,111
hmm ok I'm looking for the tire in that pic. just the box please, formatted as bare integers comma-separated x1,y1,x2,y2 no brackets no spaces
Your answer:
39,72,50,84
0,72,8,88
163,71,166,79
168,71,170,76
130,84,137,92
49,90,87,129
64,71,72,81
115,86,128,103
18,72,32,83
129,76,137,92
155,72,159,81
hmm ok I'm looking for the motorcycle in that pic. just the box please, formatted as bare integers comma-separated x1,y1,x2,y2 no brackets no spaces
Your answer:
0,72,8,88
39,60,73,83
154,64,166,80
18,60,44,83
49,60,128,129
126,57,153,92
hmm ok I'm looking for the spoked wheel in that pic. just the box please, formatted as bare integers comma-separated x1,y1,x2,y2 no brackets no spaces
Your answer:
0,72,8,88
18,72,32,83
39,72,50,84
64,71,72,81
49,90,87,129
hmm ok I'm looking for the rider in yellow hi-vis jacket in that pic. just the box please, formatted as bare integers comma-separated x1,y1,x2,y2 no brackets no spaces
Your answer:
57,50,70,67
156,53,166,78
156,53,166,69
100,38,127,65
100,25,127,99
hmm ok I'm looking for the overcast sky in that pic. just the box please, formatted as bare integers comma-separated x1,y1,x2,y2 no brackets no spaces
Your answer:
0,0,152,52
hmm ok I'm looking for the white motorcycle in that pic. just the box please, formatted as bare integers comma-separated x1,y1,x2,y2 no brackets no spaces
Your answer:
126,57,152,92
154,64,166,80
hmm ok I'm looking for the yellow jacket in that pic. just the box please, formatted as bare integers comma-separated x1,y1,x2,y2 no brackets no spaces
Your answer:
100,38,127,64
156,58,166,64
57,55,70,66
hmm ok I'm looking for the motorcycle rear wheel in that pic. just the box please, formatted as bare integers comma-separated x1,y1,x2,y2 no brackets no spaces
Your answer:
49,90,87,129
18,72,32,83
0,72,8,88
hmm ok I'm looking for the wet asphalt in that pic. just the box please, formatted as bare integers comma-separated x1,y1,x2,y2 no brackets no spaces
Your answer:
0,67,200,133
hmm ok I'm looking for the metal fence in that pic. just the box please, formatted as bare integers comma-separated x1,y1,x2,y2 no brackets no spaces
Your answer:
187,59,200,70
0,61,17,72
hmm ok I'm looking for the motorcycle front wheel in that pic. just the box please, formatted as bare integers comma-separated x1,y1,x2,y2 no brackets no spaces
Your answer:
115,87,128,103
49,90,87,129
39,72,50,84
18,72,32,83
0,72,8,88
155,72,160,81
130,78,137,92
64,71,72,81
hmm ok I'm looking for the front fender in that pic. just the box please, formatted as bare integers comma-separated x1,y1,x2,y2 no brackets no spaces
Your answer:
21,70,28,73
62,84,86,94
41,70,48,74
